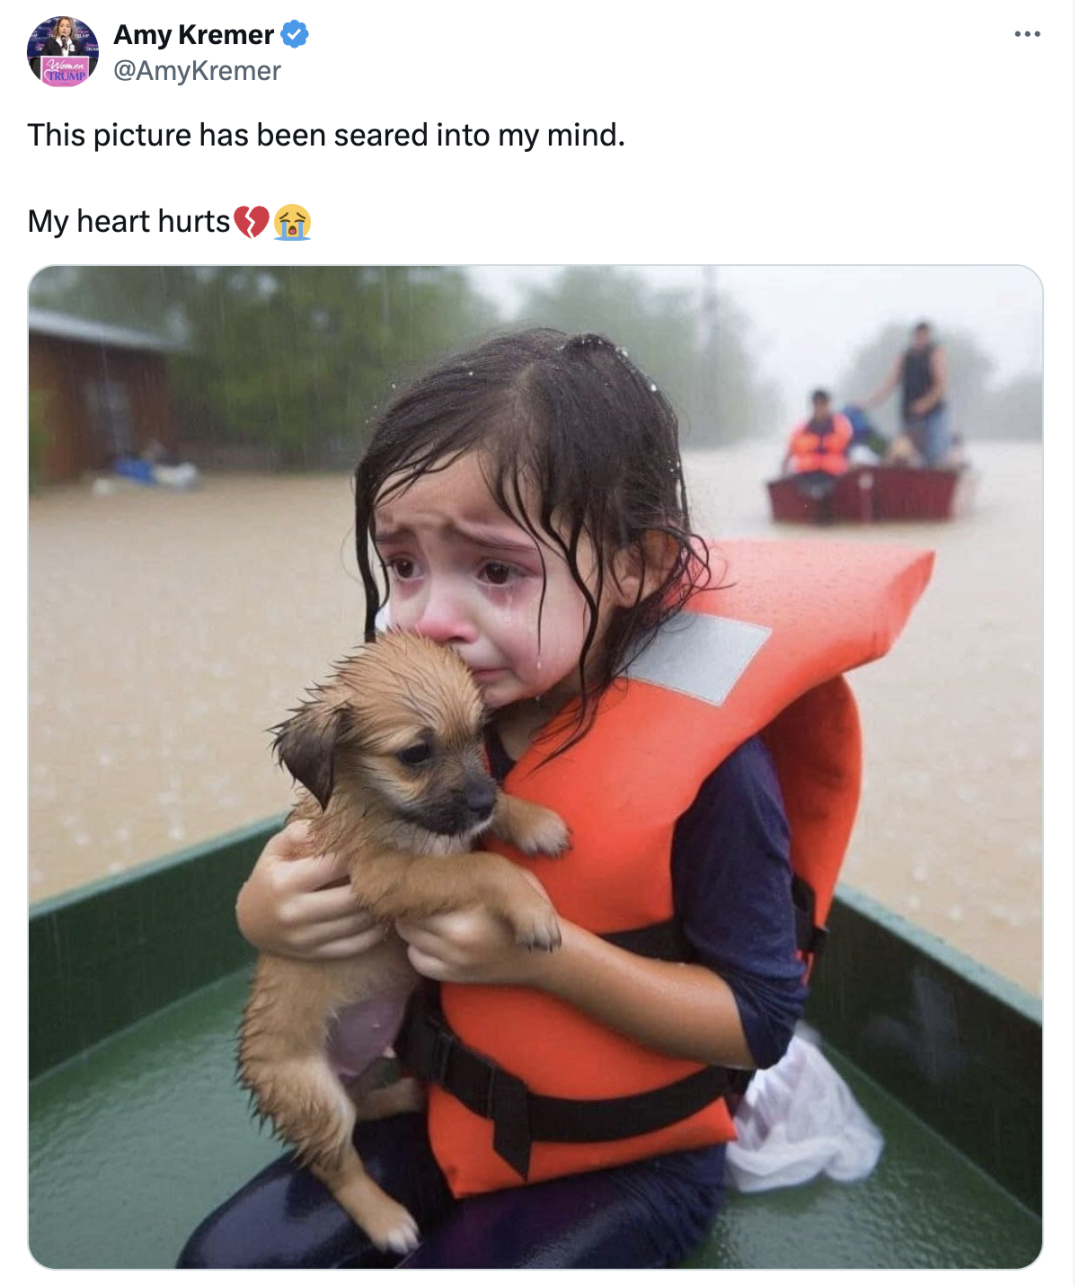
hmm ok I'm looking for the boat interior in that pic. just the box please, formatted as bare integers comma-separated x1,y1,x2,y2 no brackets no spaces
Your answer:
30,819,1041,1269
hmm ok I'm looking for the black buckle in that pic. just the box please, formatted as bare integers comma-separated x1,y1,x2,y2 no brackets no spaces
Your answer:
403,1002,534,1179
792,874,828,960
396,1000,454,1087
427,1020,454,1086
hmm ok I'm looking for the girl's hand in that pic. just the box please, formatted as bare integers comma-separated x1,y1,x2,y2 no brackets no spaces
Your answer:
237,819,387,960
399,887,759,1067
395,871,557,987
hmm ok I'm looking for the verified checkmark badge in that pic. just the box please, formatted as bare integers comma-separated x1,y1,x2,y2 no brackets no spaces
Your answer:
280,20,309,48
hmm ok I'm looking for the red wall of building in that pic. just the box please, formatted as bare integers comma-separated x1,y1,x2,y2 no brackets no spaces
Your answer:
29,336,176,483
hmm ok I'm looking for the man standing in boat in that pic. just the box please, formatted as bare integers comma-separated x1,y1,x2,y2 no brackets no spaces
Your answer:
783,389,854,492
860,322,951,467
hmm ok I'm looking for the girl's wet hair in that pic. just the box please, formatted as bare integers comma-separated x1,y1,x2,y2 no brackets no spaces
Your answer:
354,328,710,754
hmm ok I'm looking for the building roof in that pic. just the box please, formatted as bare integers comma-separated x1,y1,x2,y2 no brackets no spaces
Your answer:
28,308,181,353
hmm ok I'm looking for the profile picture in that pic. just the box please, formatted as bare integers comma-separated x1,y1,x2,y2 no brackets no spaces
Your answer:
27,15,100,85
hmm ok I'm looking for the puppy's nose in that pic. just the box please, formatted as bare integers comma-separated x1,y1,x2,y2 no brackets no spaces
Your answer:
463,778,496,820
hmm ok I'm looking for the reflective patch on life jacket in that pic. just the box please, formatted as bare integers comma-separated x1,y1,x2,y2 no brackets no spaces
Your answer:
625,611,771,706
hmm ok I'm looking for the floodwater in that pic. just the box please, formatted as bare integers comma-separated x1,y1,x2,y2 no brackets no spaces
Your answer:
28,442,1042,996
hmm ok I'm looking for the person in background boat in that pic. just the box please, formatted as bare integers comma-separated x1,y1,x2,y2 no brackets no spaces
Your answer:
782,390,853,492
859,322,951,467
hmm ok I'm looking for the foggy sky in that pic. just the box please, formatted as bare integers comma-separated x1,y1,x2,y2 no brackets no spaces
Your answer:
467,265,1042,421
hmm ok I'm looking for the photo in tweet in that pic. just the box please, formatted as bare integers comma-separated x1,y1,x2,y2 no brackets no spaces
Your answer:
28,262,1042,1269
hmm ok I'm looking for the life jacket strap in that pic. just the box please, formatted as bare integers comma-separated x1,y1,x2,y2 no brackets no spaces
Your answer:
791,874,830,959
605,897,828,964
601,917,693,962
396,988,750,1180
396,897,826,1178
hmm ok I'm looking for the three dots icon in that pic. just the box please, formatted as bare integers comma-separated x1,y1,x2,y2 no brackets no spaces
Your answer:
1014,31,1040,37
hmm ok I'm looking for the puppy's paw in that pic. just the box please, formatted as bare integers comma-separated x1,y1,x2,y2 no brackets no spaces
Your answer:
512,903,563,953
363,1195,421,1255
495,796,571,858
516,806,571,859
383,1214,421,1257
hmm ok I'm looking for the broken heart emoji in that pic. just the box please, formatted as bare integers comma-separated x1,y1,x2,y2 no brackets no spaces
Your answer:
234,206,270,238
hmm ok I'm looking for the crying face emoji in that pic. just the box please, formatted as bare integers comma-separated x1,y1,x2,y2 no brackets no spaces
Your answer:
274,205,310,241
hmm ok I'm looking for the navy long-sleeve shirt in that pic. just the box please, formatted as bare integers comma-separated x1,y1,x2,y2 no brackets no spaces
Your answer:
487,730,808,1067
671,734,808,1068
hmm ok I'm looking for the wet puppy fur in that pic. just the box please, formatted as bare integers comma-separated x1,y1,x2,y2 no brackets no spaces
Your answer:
238,632,569,1253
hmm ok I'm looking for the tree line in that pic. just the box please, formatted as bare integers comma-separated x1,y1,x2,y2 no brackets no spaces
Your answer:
30,266,776,464
30,267,1039,469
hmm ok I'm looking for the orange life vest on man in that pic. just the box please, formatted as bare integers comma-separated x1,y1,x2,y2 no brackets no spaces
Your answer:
403,540,932,1198
788,413,854,475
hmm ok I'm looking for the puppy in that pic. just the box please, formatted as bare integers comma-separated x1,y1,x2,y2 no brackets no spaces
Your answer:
238,632,568,1253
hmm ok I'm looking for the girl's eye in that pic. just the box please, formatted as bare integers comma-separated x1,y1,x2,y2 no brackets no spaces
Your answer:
388,557,419,581
481,562,515,586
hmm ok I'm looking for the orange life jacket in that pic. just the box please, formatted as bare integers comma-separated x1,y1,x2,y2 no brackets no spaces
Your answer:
789,413,854,475
413,540,933,1197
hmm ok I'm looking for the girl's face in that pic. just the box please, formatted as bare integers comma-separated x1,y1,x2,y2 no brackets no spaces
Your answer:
58,19,72,36
374,452,610,711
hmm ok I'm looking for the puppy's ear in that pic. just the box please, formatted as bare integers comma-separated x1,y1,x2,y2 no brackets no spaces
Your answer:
272,704,347,811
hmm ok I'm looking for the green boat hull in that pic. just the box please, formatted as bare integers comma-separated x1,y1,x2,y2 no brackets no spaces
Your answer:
29,819,1041,1269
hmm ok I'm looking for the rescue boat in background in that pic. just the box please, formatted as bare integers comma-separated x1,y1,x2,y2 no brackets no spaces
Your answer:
768,465,976,525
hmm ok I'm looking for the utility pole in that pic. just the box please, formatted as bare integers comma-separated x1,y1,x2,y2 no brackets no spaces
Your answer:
702,265,723,445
